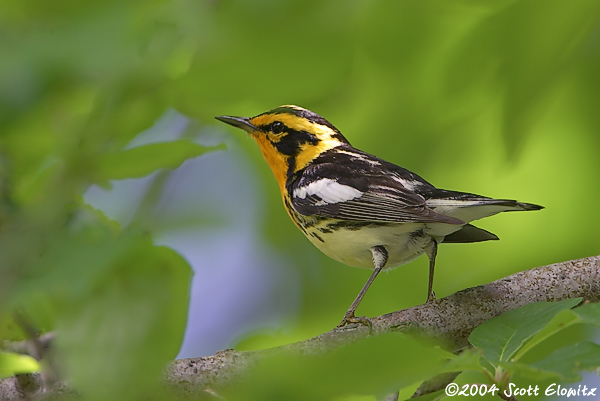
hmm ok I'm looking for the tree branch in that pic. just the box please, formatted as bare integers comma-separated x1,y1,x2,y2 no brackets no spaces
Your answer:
2,255,599,400
166,255,600,394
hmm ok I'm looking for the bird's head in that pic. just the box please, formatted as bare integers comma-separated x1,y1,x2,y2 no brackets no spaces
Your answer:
216,105,349,191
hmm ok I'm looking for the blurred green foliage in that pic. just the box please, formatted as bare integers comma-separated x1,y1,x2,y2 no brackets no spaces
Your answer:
224,333,452,401
0,352,39,378
1,0,600,399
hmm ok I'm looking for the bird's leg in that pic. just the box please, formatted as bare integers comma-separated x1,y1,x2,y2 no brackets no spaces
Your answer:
336,245,388,329
425,239,438,303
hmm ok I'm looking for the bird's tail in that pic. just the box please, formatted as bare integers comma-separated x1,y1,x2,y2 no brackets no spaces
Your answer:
512,201,544,211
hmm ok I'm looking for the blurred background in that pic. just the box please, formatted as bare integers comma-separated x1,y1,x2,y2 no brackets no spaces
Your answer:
2,0,600,399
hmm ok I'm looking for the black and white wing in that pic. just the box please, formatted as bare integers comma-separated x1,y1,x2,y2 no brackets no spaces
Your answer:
289,148,464,225
420,189,544,222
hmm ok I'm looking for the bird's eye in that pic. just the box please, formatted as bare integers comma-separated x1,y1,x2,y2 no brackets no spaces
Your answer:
271,121,285,134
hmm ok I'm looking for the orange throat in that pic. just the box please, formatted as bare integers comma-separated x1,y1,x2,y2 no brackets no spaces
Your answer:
252,134,289,195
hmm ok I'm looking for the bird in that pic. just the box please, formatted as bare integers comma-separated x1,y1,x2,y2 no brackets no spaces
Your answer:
216,105,543,328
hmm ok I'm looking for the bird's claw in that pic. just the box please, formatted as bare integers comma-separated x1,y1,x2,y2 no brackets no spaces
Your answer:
336,312,373,333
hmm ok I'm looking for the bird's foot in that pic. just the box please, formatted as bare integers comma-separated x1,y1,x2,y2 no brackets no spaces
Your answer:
336,311,373,332
426,291,437,304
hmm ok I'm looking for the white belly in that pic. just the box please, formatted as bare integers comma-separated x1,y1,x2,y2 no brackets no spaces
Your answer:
304,221,449,269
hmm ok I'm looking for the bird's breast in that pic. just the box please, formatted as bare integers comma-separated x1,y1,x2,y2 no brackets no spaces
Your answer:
299,217,434,269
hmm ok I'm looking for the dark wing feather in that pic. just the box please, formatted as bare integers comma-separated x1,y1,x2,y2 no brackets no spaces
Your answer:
290,148,464,225
443,224,498,243
332,190,463,224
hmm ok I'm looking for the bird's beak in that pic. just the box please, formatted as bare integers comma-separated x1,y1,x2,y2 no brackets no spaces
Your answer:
215,115,258,133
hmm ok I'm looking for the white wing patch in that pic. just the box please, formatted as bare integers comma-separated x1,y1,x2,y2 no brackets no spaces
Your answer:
391,176,421,191
293,178,363,206
334,150,381,166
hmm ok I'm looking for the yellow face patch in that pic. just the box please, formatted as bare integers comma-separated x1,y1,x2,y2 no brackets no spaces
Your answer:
294,139,339,173
249,111,343,164
244,106,346,197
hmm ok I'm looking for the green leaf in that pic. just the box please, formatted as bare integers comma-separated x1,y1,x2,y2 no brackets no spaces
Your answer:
409,389,446,401
54,238,191,400
469,298,581,364
441,348,483,373
530,341,600,382
97,140,225,181
223,333,452,401
511,308,581,362
572,301,600,327
0,352,40,378
495,360,563,381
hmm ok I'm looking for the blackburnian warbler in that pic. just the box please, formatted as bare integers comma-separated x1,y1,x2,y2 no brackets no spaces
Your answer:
216,105,543,328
